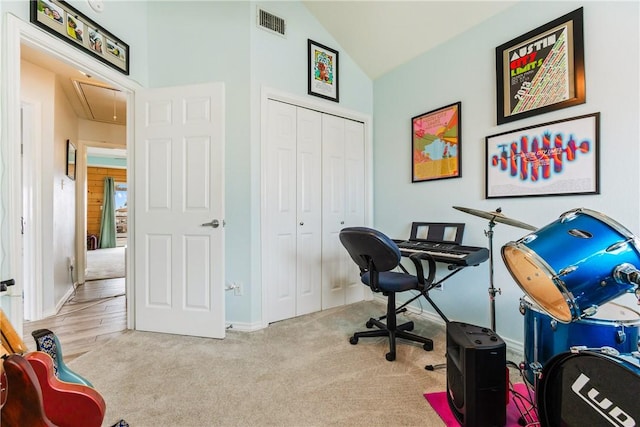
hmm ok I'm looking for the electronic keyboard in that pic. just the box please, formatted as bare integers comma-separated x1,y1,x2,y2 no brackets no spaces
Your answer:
393,240,489,267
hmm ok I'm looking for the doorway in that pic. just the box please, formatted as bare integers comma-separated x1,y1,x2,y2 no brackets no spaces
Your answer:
5,14,135,337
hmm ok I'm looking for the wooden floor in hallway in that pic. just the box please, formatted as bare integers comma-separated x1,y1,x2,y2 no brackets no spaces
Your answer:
22,277,127,363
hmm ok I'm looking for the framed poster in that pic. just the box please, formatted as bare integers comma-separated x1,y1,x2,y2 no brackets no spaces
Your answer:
412,102,461,182
308,39,339,102
485,113,599,199
30,0,129,75
496,8,585,125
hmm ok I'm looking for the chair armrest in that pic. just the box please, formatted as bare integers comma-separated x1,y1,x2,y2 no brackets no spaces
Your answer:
408,252,436,290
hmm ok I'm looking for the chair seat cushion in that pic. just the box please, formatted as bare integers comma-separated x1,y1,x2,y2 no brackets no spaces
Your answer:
361,271,420,293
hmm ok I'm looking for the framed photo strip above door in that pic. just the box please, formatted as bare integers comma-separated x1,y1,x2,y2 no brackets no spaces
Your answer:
30,0,129,74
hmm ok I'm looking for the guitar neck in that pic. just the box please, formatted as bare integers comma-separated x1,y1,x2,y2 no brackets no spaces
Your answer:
0,309,28,354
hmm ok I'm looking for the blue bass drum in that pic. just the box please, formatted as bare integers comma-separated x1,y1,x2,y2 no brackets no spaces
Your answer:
502,208,640,323
520,296,640,385
537,350,640,427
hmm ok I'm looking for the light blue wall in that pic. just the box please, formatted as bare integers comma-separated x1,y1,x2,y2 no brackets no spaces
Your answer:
1,0,373,326
145,1,374,324
248,1,373,323
373,2,640,346
0,0,149,86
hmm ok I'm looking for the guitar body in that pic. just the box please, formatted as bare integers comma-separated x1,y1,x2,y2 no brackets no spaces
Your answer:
25,352,105,427
1,354,55,427
31,329,93,387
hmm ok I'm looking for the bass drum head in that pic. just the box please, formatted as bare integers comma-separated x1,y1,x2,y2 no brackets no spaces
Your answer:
537,351,640,427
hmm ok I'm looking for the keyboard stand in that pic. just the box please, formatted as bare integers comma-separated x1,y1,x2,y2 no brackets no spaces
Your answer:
395,262,467,324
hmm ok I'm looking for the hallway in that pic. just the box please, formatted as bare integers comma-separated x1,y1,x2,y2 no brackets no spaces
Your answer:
22,278,126,362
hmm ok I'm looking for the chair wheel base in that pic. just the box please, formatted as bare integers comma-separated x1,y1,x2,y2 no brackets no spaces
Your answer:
423,341,433,351
385,352,395,361
349,336,358,345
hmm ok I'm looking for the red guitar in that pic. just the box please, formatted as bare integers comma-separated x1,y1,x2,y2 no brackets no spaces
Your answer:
25,351,106,427
1,353,56,427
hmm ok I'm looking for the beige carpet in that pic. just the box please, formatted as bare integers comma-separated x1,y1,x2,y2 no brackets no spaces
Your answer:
85,247,125,281
68,301,451,427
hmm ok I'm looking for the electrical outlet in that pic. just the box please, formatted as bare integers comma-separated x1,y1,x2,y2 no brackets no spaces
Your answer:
67,256,75,270
233,282,243,296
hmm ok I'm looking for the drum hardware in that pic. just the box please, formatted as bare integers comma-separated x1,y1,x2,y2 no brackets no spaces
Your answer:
568,228,592,239
607,237,635,252
570,345,620,355
613,262,640,286
453,206,536,332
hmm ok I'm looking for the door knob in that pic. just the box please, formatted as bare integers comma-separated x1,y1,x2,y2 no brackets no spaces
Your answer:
201,219,220,228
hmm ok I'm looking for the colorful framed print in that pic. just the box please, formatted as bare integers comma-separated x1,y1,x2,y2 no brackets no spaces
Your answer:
496,8,585,125
485,112,599,199
412,102,461,183
30,0,129,75
308,39,339,102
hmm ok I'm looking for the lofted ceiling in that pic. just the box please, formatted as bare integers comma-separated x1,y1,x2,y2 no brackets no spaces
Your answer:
19,1,516,126
302,1,518,79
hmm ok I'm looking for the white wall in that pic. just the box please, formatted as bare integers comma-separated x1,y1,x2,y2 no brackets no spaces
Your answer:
21,59,79,314
373,2,640,348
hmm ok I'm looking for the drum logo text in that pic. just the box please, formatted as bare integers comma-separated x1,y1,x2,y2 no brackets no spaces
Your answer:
571,373,635,426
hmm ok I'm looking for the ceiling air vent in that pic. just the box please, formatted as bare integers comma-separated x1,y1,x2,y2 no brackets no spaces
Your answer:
257,8,285,37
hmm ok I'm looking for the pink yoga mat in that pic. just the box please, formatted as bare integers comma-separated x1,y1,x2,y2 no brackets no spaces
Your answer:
424,383,538,426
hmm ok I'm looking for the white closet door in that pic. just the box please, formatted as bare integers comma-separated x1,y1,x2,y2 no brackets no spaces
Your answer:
265,100,297,322
343,119,366,304
296,108,322,316
321,114,348,309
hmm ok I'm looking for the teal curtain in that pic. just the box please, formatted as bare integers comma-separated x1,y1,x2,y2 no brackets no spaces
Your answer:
99,177,117,248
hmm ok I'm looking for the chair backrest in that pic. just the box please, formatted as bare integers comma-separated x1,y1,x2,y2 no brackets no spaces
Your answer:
339,227,401,273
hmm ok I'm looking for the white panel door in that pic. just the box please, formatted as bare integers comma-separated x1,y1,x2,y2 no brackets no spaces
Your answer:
321,114,347,309
134,83,225,338
265,101,322,322
295,107,322,316
343,120,366,304
265,100,297,322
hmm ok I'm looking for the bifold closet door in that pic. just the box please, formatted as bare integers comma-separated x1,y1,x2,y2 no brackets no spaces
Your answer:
321,115,365,309
264,100,322,323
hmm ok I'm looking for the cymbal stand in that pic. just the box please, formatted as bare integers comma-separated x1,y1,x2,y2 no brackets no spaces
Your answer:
485,217,501,332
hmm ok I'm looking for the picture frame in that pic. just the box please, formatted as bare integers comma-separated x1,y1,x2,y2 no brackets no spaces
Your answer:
485,112,599,199
308,39,339,102
30,0,129,75
495,7,585,125
66,140,77,181
411,102,461,183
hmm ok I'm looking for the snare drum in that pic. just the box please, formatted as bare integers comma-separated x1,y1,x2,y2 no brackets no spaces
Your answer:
537,350,640,427
521,296,640,385
503,208,640,323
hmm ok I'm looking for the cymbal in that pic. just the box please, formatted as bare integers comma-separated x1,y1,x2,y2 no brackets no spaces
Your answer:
453,206,537,231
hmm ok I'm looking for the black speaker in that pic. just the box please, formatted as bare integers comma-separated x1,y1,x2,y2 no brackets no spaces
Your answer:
446,321,506,427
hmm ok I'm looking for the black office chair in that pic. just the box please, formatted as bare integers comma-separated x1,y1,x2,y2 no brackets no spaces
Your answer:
339,226,436,361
